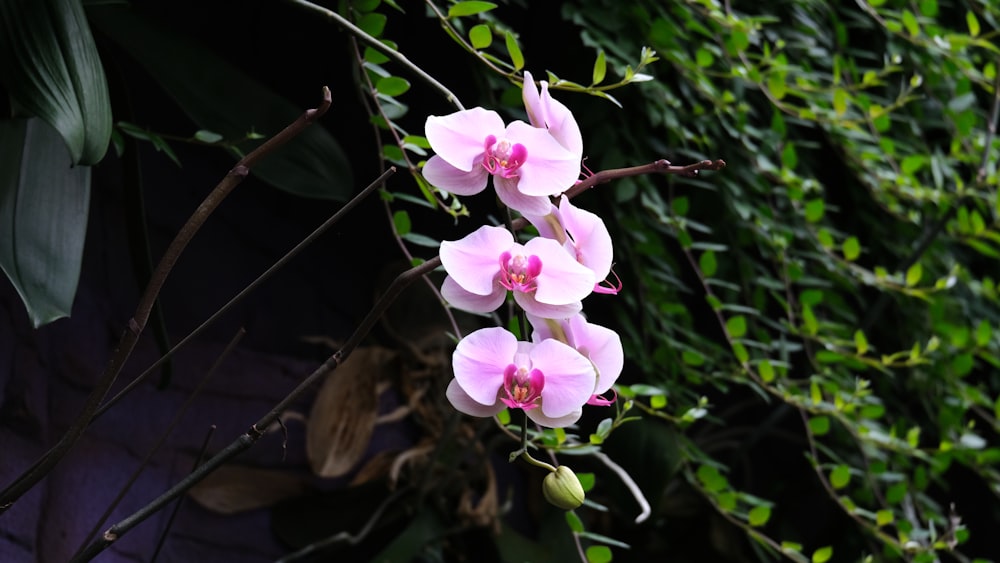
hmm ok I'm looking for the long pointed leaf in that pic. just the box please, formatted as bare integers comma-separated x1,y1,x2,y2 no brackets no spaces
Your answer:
0,118,91,327
0,0,111,165
87,5,353,201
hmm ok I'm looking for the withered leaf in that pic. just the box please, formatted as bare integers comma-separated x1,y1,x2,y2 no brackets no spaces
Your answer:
187,465,308,515
307,346,398,478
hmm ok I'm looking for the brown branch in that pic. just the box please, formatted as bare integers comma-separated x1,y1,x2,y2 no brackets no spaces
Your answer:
0,87,333,512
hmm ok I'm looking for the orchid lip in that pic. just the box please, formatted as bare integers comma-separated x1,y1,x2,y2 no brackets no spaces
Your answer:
482,135,528,178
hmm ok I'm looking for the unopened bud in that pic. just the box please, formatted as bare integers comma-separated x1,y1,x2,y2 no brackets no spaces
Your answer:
542,465,585,510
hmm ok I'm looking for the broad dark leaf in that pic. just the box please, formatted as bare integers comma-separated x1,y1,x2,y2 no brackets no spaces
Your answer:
87,5,353,200
0,118,90,327
0,0,112,165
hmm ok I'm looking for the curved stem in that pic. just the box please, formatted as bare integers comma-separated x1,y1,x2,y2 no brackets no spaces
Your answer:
285,0,464,111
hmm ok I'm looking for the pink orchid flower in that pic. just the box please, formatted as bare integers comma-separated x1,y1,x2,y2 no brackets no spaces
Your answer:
446,327,597,427
528,313,623,406
440,225,596,318
422,107,581,215
525,195,620,294
522,70,583,157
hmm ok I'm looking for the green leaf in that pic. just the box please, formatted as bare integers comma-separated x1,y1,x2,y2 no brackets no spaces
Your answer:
565,510,584,533
830,465,850,489
448,1,498,17
392,210,411,236
758,359,775,382
193,129,223,143
832,88,848,116
809,416,830,436
88,5,353,200
876,509,894,526
748,505,771,527
805,199,824,222
586,545,613,563
469,24,492,49
695,47,713,68
812,546,833,563
842,236,860,261
967,10,980,37
356,12,387,37
376,76,411,96
901,9,920,36
0,0,112,164
592,50,607,85
726,315,747,338
768,72,787,100
0,118,90,327
905,262,922,287
854,330,869,355
505,31,524,71
699,250,717,277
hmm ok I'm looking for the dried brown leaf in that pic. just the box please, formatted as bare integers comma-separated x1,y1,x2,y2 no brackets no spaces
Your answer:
187,465,308,515
307,346,397,478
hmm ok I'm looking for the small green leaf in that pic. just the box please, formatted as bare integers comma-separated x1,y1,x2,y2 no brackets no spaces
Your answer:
805,199,824,222
193,129,223,143
376,76,411,96
699,250,717,277
842,237,860,261
682,349,705,366
876,509,894,526
357,12,387,37
809,416,830,436
469,24,492,49
650,395,667,409
905,262,922,287
696,465,728,493
758,360,775,382
967,10,980,36
577,472,595,492
833,88,848,116
726,315,747,338
812,546,833,563
448,1,498,17
901,9,920,36
565,510,584,533
830,465,850,489
592,50,607,85
732,342,749,364
976,320,992,346
768,72,787,100
392,210,411,236
504,31,524,71
748,505,771,527
854,330,869,355
695,47,713,68
586,546,612,563
781,143,798,170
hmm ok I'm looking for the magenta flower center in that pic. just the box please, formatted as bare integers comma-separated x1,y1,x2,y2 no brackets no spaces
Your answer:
499,251,543,292
501,364,544,409
482,135,527,178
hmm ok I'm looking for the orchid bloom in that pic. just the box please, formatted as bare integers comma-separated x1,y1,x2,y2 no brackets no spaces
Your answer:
440,225,596,318
446,327,597,427
528,313,623,406
422,107,581,215
522,70,583,157
526,196,620,294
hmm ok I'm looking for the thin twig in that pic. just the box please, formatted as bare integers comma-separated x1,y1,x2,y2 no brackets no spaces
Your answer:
149,424,216,563
275,488,411,563
284,0,464,111
0,87,334,512
72,328,245,559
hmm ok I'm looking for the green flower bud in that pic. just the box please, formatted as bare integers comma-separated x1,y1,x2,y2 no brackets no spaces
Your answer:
542,465,585,510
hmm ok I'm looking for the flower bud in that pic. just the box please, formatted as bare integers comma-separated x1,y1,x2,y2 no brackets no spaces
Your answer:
542,465,585,510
